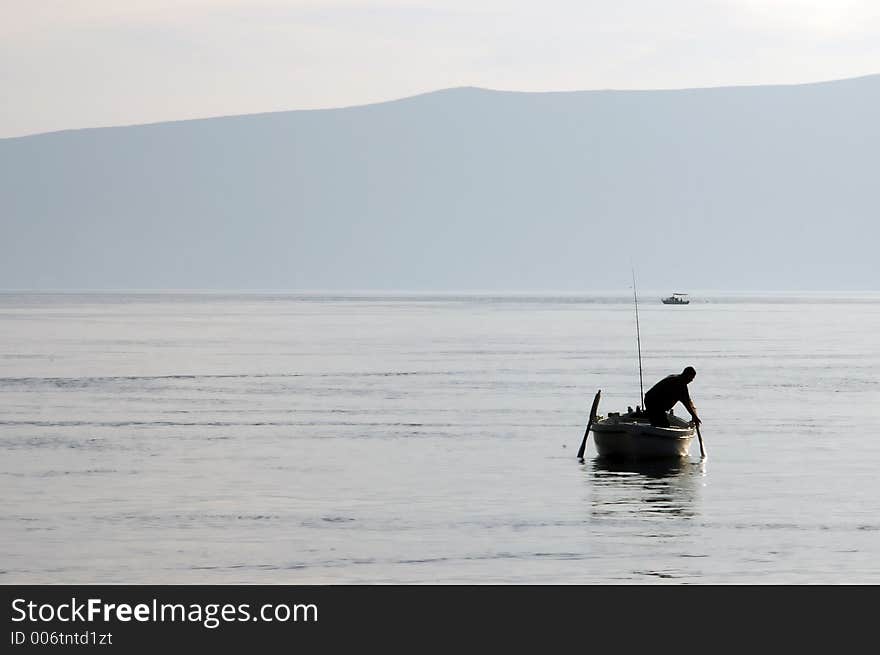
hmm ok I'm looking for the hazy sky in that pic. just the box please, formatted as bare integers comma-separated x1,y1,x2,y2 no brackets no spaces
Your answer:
3,0,879,138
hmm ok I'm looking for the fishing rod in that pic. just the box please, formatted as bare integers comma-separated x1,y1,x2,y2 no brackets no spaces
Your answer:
632,268,644,409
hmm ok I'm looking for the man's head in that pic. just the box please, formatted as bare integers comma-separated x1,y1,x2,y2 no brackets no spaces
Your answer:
682,366,696,383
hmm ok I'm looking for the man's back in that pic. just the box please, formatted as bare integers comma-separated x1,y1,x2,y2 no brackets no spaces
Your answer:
644,373,690,411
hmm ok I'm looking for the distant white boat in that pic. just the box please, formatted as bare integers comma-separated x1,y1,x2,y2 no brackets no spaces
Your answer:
661,292,690,305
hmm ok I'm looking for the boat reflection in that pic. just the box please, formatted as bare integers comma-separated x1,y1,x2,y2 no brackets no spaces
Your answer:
587,457,704,519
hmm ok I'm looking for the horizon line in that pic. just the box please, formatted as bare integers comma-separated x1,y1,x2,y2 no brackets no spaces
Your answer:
1,289,878,296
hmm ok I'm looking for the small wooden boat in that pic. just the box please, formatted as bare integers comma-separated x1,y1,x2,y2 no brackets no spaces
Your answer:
661,292,690,305
590,409,695,459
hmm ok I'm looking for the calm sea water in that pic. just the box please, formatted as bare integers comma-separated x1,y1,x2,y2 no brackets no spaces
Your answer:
2,292,879,583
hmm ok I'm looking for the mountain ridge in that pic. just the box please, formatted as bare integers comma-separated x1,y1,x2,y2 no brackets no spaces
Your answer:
5,73,879,141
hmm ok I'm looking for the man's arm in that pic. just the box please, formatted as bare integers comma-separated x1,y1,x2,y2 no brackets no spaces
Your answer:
681,387,701,425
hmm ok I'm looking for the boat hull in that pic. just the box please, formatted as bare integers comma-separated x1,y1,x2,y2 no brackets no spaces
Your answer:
590,414,695,459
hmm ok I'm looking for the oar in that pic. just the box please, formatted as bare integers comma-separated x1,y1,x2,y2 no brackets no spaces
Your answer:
696,423,706,459
577,390,601,460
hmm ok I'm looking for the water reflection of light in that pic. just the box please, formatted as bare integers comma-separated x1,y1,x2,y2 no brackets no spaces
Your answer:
587,457,704,520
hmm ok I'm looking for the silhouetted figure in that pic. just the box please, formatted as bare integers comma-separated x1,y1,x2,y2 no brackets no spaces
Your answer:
644,366,701,428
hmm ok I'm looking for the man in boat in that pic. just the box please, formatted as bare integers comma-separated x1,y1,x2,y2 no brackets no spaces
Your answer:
643,366,701,428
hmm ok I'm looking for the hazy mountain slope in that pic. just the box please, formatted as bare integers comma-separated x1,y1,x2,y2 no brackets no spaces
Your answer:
2,75,878,290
